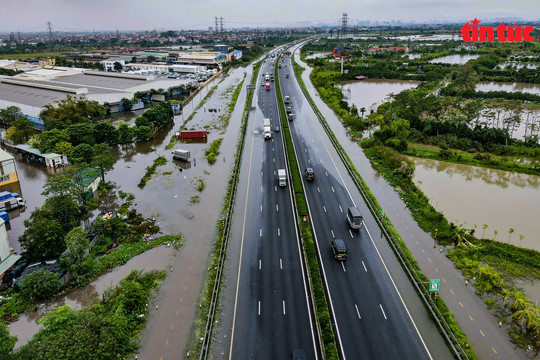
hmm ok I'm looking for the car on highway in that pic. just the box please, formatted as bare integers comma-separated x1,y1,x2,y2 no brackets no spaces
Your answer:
275,125,280,132
331,239,347,261
286,74,289,78
305,168,314,181
347,206,363,230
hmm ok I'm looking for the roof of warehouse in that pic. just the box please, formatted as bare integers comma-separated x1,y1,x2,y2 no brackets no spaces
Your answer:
50,73,148,91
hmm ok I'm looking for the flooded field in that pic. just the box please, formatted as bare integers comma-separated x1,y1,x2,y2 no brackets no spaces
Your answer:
305,52,330,60
341,78,421,112
410,157,540,251
497,62,538,70
391,34,456,41
429,54,480,64
9,244,174,349
476,81,540,95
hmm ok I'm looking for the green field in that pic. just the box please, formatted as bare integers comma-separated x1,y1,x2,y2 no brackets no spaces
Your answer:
0,52,67,60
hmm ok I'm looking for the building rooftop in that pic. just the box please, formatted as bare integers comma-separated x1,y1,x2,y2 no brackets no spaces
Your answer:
0,149,14,163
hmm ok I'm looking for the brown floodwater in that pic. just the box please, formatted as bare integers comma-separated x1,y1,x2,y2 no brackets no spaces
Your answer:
342,78,420,113
476,81,540,95
428,54,480,64
410,157,540,251
9,244,174,349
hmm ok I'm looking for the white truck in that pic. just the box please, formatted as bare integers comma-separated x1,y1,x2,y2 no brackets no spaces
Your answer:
284,96,290,104
278,169,287,187
263,118,272,140
172,149,190,161
0,197,25,211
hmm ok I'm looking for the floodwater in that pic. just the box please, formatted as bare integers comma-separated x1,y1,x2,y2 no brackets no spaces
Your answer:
5,66,249,355
476,81,540,95
476,107,540,142
498,62,538,70
341,78,420,113
9,244,174,349
410,157,540,251
429,54,479,64
305,52,330,60
391,34,456,41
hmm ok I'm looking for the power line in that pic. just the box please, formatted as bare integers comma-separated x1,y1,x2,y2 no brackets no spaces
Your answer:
46,21,53,38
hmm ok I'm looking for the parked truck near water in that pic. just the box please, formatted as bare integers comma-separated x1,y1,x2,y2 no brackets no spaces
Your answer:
172,149,190,161
0,192,25,212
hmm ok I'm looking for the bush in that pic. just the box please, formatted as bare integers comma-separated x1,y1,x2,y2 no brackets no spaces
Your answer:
19,270,62,303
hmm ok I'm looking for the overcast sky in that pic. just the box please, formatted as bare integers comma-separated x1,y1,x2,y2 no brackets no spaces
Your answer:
1,0,539,33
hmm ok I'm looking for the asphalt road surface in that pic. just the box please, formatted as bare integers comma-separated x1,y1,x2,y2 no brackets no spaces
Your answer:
228,52,319,360
277,48,452,360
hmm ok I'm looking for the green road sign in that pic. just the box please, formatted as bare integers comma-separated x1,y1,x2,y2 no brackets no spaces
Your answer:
429,279,440,292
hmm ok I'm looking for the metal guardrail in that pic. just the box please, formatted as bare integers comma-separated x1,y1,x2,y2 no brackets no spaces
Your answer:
198,66,258,360
291,48,469,360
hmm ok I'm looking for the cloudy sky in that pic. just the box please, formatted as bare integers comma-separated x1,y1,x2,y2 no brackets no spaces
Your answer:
1,0,539,32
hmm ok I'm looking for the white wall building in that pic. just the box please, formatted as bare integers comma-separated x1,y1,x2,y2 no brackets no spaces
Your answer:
104,59,126,72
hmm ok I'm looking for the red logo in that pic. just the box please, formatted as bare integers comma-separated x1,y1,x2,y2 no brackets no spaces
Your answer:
461,18,534,42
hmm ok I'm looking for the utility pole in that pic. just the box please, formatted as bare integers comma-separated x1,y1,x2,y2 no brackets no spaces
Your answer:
47,21,53,39
220,17,224,33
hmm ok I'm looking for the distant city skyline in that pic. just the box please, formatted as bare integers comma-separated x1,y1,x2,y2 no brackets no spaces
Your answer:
1,0,539,33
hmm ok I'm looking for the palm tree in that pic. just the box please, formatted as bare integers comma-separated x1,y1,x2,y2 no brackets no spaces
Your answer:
511,305,540,330
482,224,488,239
360,107,366,118
510,289,530,311
508,228,515,244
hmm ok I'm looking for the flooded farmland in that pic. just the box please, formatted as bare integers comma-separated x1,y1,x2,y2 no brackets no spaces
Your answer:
429,54,480,64
342,78,421,112
410,157,540,251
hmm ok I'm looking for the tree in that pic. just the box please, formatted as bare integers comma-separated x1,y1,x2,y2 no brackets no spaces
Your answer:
66,123,95,146
121,98,133,112
35,128,70,153
70,143,94,164
0,105,23,129
92,144,115,182
508,228,515,244
113,61,123,72
42,166,89,206
20,269,62,302
93,121,119,144
0,321,16,359
53,141,74,158
60,227,89,273
117,124,134,143
40,95,106,129
146,55,157,63
19,209,66,262
5,117,35,144
482,224,488,239
134,125,152,141
43,196,81,232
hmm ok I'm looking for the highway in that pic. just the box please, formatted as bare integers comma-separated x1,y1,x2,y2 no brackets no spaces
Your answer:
277,48,447,360
228,53,318,359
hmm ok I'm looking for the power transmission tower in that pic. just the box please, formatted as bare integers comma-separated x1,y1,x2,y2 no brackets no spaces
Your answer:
220,17,224,33
341,13,348,39
47,21,53,38
17,31,21,41
9,32,15,42
215,17,219,33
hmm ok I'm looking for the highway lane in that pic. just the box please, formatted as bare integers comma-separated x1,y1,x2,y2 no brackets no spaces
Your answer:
278,51,441,359
228,55,318,359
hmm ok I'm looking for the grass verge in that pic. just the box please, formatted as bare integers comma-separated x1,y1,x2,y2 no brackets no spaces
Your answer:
276,58,337,359
138,156,167,188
